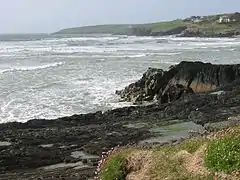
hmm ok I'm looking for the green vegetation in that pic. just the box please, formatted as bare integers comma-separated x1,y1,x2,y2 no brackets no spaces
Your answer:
142,20,185,32
99,150,130,180
149,138,213,180
54,24,133,35
177,138,208,153
189,19,240,37
99,126,240,180
54,12,240,37
54,21,186,35
205,135,240,173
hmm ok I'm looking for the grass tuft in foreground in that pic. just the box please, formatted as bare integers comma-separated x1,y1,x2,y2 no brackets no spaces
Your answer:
204,135,240,173
99,150,130,180
99,126,240,180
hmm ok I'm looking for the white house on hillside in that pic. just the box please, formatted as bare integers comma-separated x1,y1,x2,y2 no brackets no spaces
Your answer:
218,16,231,23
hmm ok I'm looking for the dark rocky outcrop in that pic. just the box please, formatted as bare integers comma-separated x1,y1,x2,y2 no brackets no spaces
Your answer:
129,26,188,37
116,61,240,104
178,28,240,38
130,27,152,36
179,28,204,37
151,26,188,36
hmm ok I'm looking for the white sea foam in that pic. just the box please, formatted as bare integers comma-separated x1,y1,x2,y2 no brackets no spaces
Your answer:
126,54,147,58
0,62,64,74
1,35,240,123
154,52,182,56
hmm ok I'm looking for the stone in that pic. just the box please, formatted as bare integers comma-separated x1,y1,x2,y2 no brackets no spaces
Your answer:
116,61,240,104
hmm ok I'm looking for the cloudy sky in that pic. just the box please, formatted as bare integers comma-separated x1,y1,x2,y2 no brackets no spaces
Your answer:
0,0,239,33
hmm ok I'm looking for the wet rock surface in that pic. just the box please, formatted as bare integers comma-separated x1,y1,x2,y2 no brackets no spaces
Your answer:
0,61,240,179
117,61,240,103
0,114,151,180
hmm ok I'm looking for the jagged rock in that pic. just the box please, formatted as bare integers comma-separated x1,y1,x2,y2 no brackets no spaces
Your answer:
116,67,164,102
179,28,204,37
151,26,187,36
117,61,240,104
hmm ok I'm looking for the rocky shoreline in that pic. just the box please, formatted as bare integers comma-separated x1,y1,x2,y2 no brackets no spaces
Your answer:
0,61,240,180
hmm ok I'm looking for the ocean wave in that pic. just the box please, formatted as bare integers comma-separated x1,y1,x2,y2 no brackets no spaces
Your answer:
0,62,64,74
74,53,148,58
31,81,66,90
128,54,147,58
66,40,98,47
105,54,147,58
155,52,182,56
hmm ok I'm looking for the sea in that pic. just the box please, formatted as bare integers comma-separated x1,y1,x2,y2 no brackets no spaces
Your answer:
0,34,240,123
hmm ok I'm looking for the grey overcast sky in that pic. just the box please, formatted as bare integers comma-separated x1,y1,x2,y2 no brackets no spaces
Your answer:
0,0,239,33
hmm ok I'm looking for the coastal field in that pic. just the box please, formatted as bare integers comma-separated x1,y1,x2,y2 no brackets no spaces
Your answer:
55,13,240,37
54,20,185,35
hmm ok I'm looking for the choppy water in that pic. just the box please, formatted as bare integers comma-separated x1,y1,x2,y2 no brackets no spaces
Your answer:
0,34,240,123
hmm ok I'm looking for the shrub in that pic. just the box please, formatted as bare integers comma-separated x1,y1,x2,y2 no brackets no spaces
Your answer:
204,135,240,173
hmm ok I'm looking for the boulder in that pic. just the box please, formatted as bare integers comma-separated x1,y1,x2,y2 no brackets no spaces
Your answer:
116,67,164,102
116,61,240,104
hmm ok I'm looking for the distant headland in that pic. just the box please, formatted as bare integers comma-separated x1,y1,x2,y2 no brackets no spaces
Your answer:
54,12,240,37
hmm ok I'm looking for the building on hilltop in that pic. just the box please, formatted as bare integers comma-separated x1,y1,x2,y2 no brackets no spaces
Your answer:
218,16,231,23
218,13,239,23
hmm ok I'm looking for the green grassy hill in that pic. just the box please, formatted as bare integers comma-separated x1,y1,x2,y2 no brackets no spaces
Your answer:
54,13,240,37
54,24,133,35
54,20,185,35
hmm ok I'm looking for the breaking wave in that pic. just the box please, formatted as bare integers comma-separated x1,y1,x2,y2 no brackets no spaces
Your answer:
0,62,64,74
